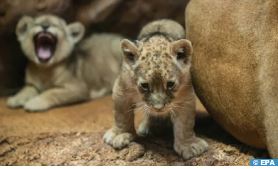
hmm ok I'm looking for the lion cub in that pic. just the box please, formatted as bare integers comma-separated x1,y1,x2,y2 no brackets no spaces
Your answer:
7,15,123,112
103,19,208,159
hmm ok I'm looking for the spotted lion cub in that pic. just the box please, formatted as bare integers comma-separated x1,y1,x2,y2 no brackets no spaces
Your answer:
7,15,123,112
103,19,208,159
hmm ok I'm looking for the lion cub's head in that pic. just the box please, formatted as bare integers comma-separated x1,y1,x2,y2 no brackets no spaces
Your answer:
16,14,85,66
121,35,193,115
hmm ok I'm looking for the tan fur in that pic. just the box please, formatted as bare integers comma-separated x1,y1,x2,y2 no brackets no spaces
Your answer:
76,33,123,99
7,15,123,112
103,19,208,160
186,0,278,157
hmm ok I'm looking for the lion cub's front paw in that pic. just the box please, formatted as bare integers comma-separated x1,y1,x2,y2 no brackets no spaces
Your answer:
103,128,134,149
174,137,208,160
24,97,51,112
7,96,27,108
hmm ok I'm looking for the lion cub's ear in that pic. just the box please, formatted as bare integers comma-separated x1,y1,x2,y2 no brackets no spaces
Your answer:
171,39,193,64
121,39,139,65
67,22,85,44
16,16,33,41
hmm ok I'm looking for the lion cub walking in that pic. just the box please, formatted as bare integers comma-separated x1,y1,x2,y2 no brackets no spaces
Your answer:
103,19,208,159
7,15,123,112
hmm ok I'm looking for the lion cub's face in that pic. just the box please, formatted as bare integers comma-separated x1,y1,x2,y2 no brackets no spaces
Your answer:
16,15,85,66
121,36,193,115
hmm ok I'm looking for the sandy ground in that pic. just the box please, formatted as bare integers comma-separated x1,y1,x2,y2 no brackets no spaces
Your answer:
0,96,267,166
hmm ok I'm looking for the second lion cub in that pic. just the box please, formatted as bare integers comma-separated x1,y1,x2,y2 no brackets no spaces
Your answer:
103,19,208,160
7,15,123,112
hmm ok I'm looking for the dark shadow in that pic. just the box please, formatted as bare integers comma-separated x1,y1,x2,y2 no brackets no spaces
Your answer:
195,111,268,158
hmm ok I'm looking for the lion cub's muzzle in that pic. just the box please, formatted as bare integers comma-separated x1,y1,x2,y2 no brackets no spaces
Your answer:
33,31,57,63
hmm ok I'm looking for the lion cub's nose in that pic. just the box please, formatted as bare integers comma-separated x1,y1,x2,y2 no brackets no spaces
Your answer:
41,22,50,30
153,103,165,111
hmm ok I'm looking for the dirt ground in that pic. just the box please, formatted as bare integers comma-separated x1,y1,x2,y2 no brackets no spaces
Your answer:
0,96,267,166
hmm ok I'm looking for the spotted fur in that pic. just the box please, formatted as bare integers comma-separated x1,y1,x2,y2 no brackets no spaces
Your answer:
104,19,208,160
136,36,176,80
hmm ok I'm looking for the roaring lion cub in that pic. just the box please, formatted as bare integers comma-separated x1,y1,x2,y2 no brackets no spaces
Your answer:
7,15,123,112
103,19,208,160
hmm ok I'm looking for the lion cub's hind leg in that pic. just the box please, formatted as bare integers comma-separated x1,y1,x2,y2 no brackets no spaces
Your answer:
137,113,172,137
137,113,151,137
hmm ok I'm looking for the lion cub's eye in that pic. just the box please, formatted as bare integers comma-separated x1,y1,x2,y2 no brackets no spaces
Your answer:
176,51,186,60
124,51,136,63
140,83,150,92
167,81,176,90
126,53,135,61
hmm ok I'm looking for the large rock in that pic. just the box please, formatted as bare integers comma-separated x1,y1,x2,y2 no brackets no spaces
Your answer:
186,0,278,157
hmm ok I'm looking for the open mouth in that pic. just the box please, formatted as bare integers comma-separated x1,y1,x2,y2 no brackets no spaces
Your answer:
33,32,57,63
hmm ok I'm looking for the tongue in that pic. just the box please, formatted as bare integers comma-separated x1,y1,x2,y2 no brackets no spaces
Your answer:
37,47,51,60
